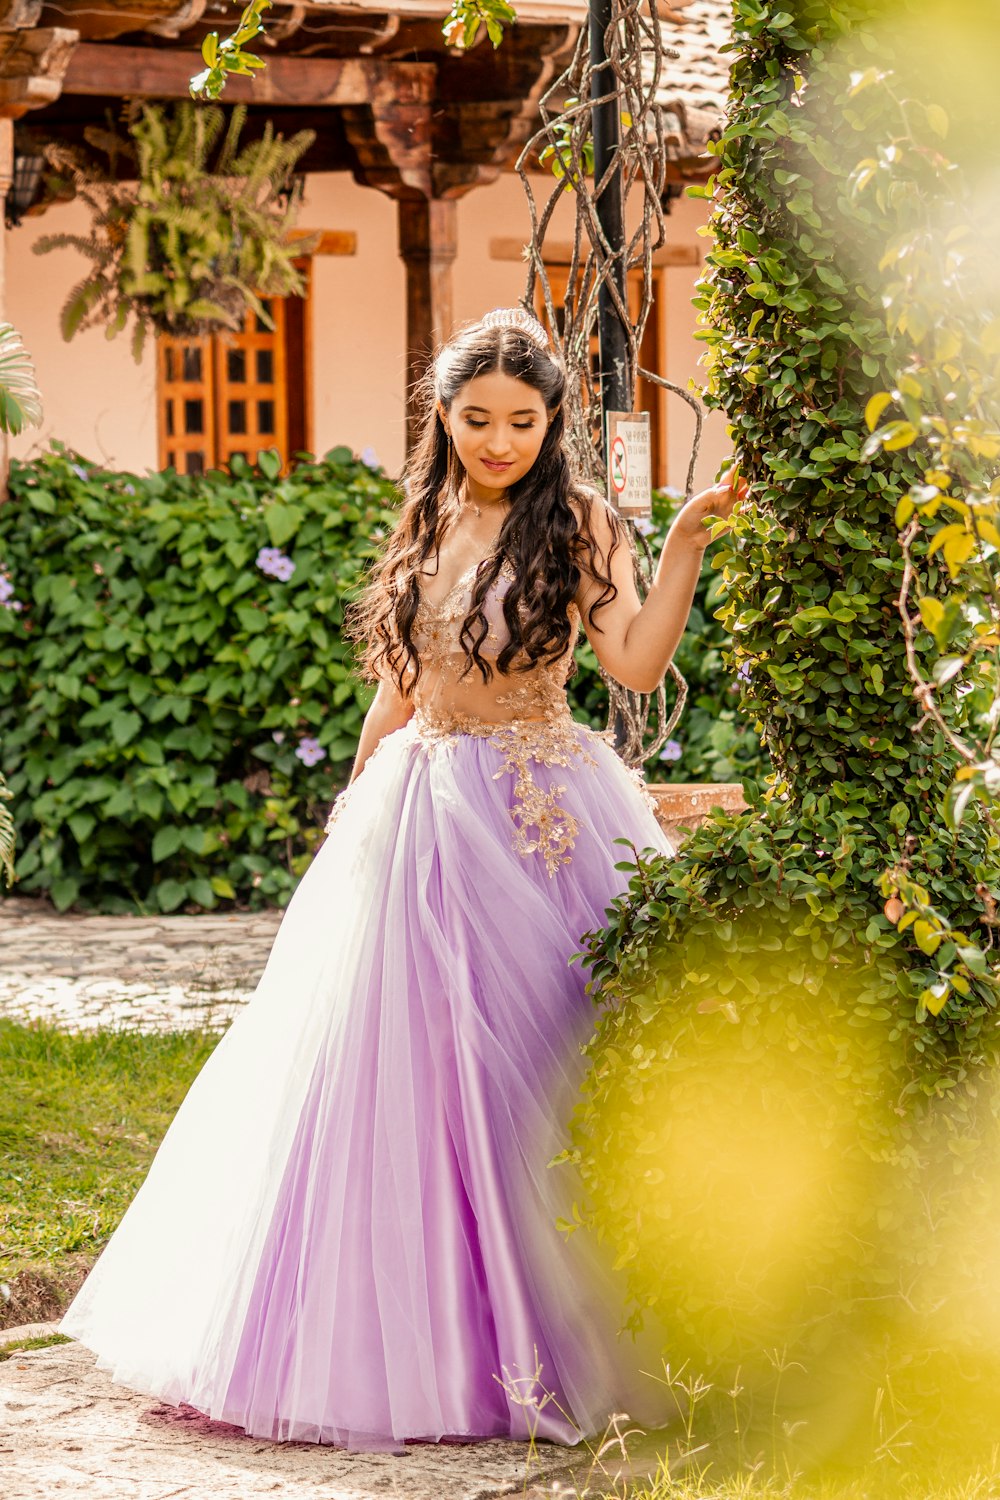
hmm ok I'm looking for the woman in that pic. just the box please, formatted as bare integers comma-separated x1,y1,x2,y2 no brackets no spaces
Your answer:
59,307,744,1451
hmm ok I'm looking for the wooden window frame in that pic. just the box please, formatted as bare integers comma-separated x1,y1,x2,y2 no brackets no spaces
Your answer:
156,256,314,468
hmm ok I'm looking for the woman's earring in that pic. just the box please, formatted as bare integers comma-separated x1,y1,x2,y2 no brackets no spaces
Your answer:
445,429,460,495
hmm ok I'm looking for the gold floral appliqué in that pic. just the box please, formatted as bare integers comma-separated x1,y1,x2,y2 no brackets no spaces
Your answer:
413,706,597,877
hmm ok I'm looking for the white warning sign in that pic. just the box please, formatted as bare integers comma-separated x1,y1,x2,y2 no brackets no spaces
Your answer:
606,410,651,520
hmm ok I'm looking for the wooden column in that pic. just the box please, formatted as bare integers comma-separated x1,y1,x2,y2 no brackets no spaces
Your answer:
0,118,12,501
397,196,457,451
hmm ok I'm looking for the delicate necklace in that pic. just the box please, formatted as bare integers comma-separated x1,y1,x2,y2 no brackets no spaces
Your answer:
459,483,506,521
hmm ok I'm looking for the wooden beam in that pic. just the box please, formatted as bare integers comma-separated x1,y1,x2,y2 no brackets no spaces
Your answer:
342,69,434,201
145,0,208,40
48,0,207,43
288,229,357,256
398,197,457,452
0,0,41,32
308,0,587,19
489,236,701,267
0,26,76,114
62,43,433,107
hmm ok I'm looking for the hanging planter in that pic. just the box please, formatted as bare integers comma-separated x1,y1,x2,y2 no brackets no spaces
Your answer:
34,102,316,360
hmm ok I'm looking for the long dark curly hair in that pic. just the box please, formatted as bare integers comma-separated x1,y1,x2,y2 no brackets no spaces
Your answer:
350,311,624,692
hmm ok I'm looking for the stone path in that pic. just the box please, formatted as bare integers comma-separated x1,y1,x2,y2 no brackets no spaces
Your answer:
0,1327,667,1500
0,897,282,1031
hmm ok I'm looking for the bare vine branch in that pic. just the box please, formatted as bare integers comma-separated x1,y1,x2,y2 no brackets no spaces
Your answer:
515,0,706,766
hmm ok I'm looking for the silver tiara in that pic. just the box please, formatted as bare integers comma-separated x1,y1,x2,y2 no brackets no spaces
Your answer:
479,306,551,351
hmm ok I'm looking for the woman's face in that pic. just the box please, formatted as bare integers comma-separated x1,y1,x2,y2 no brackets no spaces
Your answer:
441,370,550,498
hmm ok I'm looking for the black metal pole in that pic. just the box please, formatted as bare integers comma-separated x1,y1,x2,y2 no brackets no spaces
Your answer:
589,0,630,454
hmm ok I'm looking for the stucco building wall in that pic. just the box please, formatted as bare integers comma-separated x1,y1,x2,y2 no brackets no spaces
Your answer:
8,169,728,490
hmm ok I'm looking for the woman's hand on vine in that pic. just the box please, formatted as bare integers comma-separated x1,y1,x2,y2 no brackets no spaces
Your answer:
672,466,749,552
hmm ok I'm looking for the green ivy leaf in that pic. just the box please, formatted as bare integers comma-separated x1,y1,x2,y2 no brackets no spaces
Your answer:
154,878,188,913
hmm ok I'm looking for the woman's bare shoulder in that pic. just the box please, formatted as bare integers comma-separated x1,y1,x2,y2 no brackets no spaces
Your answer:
569,483,624,552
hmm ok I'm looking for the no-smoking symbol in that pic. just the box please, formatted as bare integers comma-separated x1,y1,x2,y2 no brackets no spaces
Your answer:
610,433,628,494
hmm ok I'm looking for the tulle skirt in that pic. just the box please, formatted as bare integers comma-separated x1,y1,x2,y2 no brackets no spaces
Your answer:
59,712,674,1449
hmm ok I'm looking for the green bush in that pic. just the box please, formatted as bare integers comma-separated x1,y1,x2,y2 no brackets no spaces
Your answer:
0,444,397,912
0,451,764,913
565,0,1000,1463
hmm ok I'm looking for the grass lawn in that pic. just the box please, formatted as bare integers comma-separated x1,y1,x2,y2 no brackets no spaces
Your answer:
614,1466,1000,1499
0,1017,218,1327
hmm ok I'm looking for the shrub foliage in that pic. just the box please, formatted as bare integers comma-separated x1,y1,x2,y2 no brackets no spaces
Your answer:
566,0,1000,1457
0,446,397,912
0,454,763,913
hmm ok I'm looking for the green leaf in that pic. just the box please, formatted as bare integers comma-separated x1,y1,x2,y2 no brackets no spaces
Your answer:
154,878,188,913
864,391,892,432
186,877,217,909
881,421,918,452
925,103,948,139
912,919,942,956
264,502,300,547
236,604,268,633
67,811,96,844
50,876,80,913
0,325,43,434
152,825,184,862
110,710,142,747
258,450,283,483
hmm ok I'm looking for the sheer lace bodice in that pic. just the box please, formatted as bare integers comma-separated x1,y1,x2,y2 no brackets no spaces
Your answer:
410,556,580,732
329,556,652,878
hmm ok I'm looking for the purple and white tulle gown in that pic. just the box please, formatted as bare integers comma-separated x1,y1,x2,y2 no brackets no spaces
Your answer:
59,555,675,1449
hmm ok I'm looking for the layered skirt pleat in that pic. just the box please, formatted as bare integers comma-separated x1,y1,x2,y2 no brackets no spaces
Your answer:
60,716,674,1448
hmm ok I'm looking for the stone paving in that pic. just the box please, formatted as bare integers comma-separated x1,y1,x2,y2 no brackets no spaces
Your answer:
0,1328,667,1500
0,896,282,1031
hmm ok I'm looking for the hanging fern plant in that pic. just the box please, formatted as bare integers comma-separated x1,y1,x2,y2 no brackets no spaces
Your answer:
34,102,315,359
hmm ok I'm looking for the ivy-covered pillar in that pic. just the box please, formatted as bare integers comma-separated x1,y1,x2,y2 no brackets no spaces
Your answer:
566,0,1000,1463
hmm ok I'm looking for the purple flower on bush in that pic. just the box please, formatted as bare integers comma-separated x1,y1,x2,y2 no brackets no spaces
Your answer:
71,463,88,481
0,575,13,604
633,516,656,537
272,731,285,744
256,546,296,581
659,739,683,763
295,736,326,767
737,662,751,683
360,446,380,470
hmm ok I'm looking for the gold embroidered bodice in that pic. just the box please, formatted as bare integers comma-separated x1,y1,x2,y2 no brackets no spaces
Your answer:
326,556,653,876
408,555,580,731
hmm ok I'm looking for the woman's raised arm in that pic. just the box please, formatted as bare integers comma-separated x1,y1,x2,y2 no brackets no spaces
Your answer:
574,471,746,695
